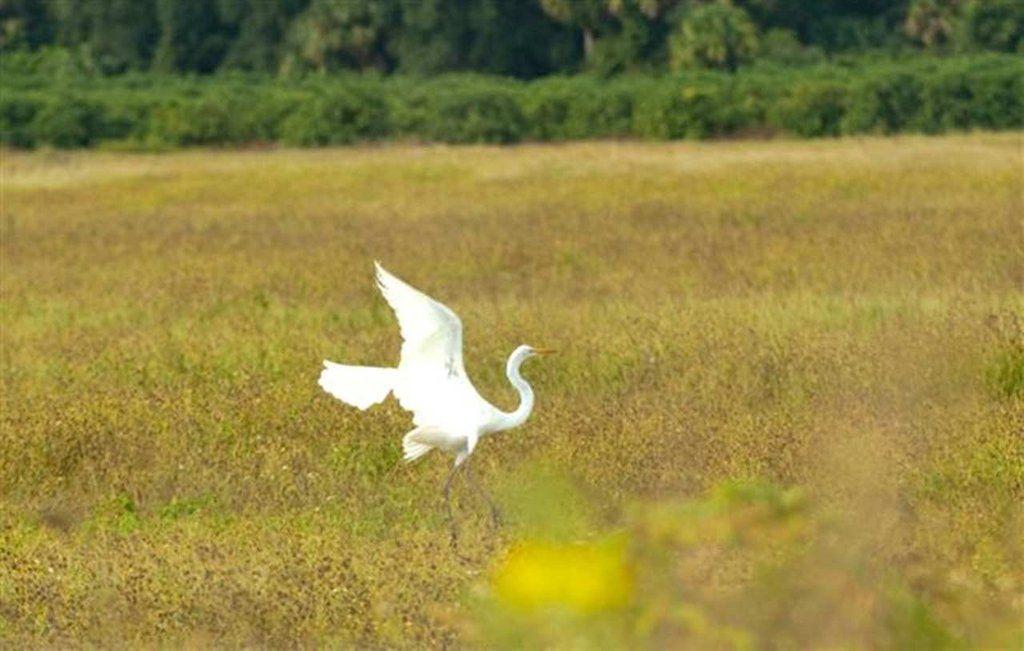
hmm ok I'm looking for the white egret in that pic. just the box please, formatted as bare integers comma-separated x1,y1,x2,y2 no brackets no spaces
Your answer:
318,262,553,543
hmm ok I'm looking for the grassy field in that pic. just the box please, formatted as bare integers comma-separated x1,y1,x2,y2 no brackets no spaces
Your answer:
1,134,1022,648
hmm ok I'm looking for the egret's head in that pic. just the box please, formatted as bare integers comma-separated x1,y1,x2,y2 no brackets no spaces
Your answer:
508,345,556,376
519,345,557,360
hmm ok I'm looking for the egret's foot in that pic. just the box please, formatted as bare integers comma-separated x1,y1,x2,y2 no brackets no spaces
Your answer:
488,505,503,529
448,527,475,563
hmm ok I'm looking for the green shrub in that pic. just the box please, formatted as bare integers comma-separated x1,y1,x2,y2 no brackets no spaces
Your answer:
147,96,238,147
841,71,923,135
236,91,301,142
93,93,161,142
522,78,636,141
962,64,1024,129
910,57,1023,132
521,79,577,141
913,67,974,133
633,78,742,139
769,80,847,137
279,85,388,146
0,55,1020,149
415,80,526,144
29,97,101,148
567,82,636,138
0,94,43,147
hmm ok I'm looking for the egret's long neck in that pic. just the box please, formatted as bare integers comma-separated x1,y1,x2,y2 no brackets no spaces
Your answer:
498,349,534,431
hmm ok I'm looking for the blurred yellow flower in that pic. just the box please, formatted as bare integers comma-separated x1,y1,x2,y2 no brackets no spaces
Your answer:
493,539,633,613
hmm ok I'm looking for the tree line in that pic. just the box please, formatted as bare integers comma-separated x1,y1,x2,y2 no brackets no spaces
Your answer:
4,55,1021,149
1,0,1021,78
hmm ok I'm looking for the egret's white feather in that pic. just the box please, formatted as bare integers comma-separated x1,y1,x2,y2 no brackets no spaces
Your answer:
402,426,450,462
373,261,496,432
317,362,394,410
402,440,433,463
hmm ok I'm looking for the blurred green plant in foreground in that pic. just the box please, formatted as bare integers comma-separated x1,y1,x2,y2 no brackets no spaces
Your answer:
494,538,632,613
473,478,1020,649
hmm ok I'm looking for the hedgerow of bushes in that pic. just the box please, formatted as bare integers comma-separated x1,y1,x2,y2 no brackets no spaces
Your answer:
1,55,1020,149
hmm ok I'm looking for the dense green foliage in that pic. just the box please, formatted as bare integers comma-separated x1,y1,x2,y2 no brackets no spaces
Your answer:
3,1,1017,150
1,0,1021,77
668,3,760,72
1,55,1020,148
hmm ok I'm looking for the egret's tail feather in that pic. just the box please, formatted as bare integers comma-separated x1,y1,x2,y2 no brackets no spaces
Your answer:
402,427,441,463
318,361,395,410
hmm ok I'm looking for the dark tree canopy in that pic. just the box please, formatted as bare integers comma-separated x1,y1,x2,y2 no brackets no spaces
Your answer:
1,0,1020,75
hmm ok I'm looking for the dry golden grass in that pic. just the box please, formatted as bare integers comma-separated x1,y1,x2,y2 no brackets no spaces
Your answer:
1,134,1022,647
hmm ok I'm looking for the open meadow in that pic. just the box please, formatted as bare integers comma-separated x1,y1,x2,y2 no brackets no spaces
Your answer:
1,134,1022,647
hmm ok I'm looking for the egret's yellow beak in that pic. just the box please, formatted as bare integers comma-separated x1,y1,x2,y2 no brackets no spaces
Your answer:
533,347,557,355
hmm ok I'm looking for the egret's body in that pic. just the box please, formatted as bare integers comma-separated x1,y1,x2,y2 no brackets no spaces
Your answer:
318,262,550,541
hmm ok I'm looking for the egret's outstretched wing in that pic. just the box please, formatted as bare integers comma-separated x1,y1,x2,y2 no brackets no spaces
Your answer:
374,262,490,428
375,261,466,378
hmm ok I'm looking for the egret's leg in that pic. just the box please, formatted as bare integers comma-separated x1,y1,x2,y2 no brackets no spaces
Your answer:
443,463,461,548
465,461,502,528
